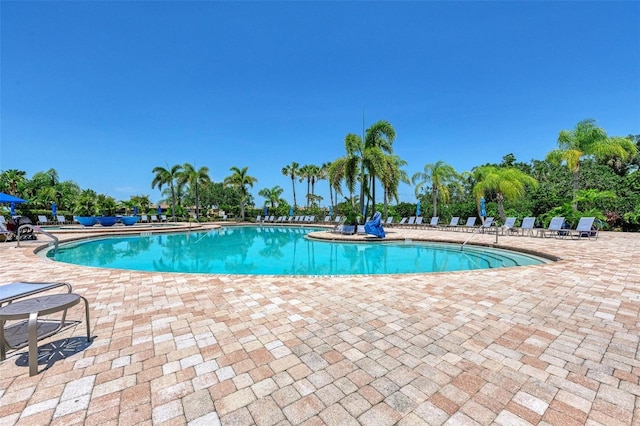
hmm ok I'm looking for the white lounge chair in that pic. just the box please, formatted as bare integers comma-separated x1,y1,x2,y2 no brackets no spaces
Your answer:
56,215,67,225
512,217,536,236
427,216,439,228
460,217,477,232
37,215,49,225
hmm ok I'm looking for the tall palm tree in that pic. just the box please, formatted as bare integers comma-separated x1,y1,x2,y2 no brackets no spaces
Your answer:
412,161,461,217
298,164,315,208
318,162,333,211
473,166,538,223
224,166,258,220
179,163,211,219
152,164,182,221
381,155,409,218
547,119,637,208
362,120,396,215
281,162,300,208
330,133,363,209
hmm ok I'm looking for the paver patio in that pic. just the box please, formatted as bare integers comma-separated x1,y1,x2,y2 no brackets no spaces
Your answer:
0,225,638,425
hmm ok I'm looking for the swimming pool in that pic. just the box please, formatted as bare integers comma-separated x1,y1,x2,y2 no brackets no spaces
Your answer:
47,226,548,275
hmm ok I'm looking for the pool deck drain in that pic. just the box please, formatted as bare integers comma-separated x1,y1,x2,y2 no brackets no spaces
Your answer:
0,224,639,425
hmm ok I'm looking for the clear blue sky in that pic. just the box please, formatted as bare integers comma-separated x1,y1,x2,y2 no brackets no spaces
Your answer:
1,1,638,206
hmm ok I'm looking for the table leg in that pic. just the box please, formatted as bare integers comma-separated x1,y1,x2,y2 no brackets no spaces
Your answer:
28,311,39,376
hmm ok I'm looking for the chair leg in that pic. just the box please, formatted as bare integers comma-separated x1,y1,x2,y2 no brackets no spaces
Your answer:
28,312,39,376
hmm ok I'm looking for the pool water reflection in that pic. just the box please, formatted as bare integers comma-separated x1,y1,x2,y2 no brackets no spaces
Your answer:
48,226,548,275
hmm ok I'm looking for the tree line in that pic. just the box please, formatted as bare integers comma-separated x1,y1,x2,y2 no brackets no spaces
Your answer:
2,119,639,230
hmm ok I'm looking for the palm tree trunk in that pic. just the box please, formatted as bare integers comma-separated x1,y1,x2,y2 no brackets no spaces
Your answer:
432,187,438,217
497,193,506,223
291,177,297,207
572,167,580,210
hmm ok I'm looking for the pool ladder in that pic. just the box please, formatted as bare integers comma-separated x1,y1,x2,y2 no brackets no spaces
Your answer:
15,224,59,254
461,223,498,250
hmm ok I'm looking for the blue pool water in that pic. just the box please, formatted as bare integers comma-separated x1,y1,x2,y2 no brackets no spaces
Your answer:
48,226,548,275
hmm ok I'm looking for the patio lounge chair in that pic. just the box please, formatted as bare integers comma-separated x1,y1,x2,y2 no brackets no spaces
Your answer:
56,215,67,225
413,216,423,228
441,217,459,231
427,216,439,228
500,217,517,234
396,217,408,227
384,217,394,226
460,217,477,232
543,217,566,238
151,215,159,223
37,215,49,225
571,217,598,240
512,217,536,236
141,214,148,223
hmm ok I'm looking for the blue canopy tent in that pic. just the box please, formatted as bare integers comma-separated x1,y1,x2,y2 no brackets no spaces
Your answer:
0,192,27,204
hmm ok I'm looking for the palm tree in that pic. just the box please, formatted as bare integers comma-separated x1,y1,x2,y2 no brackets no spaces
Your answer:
412,161,461,217
281,162,300,208
381,155,409,218
298,164,315,208
362,120,396,216
473,166,538,223
179,163,211,219
330,133,363,210
1,169,26,196
224,166,258,220
258,186,284,209
152,164,182,221
318,162,333,211
547,119,637,207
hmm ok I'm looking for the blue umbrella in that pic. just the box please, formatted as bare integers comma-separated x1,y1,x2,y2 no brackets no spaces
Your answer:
10,202,15,216
416,200,421,217
263,206,269,216
158,205,162,215
52,202,57,218
289,205,294,216
329,205,333,217
480,197,486,218
134,206,138,215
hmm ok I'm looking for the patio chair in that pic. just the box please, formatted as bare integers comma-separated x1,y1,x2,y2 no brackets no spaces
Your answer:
151,215,159,223
460,217,477,232
441,217,459,231
56,215,67,225
396,217,408,227
141,214,148,223
384,217,394,226
37,215,49,225
500,217,517,235
404,217,416,227
160,215,167,222
413,216,423,228
571,217,598,240
512,217,536,236
426,216,439,228
543,217,567,238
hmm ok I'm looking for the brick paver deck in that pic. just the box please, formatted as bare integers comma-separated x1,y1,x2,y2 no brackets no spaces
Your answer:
0,225,638,425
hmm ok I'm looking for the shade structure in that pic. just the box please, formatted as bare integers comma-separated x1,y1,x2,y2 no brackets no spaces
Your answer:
480,197,486,218
0,192,27,204
52,202,57,218
416,200,421,217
